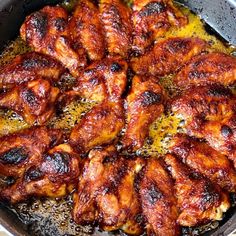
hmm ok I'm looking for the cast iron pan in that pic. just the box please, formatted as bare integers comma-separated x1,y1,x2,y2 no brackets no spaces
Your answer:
0,0,236,235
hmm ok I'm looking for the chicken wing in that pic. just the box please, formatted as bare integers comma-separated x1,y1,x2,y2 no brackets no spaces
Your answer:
122,76,165,151
20,6,86,77
164,154,230,227
174,52,236,89
100,0,132,58
169,134,236,192
137,157,179,236
132,0,188,53
73,56,128,102
1,144,80,203
0,126,63,178
0,78,60,125
171,84,236,166
131,37,207,77
69,100,125,153
0,52,65,89
72,146,145,234
69,0,106,61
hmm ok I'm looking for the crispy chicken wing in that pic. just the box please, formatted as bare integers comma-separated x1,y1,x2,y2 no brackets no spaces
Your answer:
69,0,106,61
131,37,207,77
137,157,179,236
122,76,165,151
73,146,145,234
1,144,80,203
0,52,65,89
0,78,60,125
132,0,188,53
70,100,125,153
72,56,128,102
0,126,63,178
171,84,236,166
100,0,132,58
164,154,230,226
20,6,86,77
170,134,236,192
174,52,236,89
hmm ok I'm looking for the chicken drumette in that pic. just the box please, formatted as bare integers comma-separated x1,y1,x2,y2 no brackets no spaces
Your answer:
0,78,60,125
0,52,65,89
174,52,236,89
20,6,86,77
164,154,230,227
131,37,207,77
122,76,165,151
132,0,188,53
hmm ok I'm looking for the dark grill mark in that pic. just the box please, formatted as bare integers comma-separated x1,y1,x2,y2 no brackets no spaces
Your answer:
110,62,123,72
22,58,49,69
141,91,162,106
25,167,43,181
31,12,47,39
140,1,166,17
0,147,28,165
221,125,233,137
146,183,163,204
207,85,231,97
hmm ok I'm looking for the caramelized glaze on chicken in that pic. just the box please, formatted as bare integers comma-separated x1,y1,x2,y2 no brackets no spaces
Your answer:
137,157,179,236
0,78,60,125
69,0,106,61
72,56,128,102
122,76,165,151
1,143,80,203
100,0,132,57
131,37,207,77
174,52,236,89
70,100,125,153
170,134,236,192
73,146,145,234
171,84,236,166
164,154,230,227
132,0,188,53
20,6,87,77
0,52,65,89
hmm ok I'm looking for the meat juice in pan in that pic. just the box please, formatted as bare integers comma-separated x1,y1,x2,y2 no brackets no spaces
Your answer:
0,0,235,236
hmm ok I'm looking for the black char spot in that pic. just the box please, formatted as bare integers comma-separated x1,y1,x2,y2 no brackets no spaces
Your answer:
140,1,166,17
25,167,43,181
141,91,162,106
221,125,233,137
0,148,28,165
146,183,163,204
22,58,50,70
110,62,123,72
31,12,47,39
207,85,230,97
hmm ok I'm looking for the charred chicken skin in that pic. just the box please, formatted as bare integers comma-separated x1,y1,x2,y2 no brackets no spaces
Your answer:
69,0,106,61
170,134,236,192
20,6,87,77
137,157,179,236
174,52,236,89
164,154,230,227
73,146,145,235
171,84,236,166
131,37,207,77
0,78,60,125
132,0,188,53
0,52,65,89
70,99,125,153
100,0,132,58
122,76,165,151
1,143,80,204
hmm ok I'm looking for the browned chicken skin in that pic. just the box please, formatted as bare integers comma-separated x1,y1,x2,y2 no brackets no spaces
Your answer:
100,0,132,58
72,56,128,102
1,143,80,203
20,6,86,77
122,76,165,151
69,0,106,61
73,146,145,235
170,134,236,192
137,157,179,236
70,100,125,153
132,0,188,53
131,37,207,77
164,154,230,227
174,52,236,89
0,78,60,125
0,126,63,179
171,84,236,167
0,52,65,89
